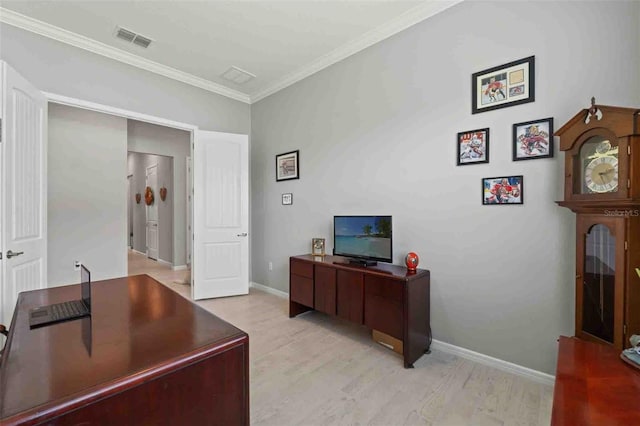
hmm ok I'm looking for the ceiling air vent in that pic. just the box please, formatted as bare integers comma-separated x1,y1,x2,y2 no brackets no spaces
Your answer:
114,26,153,49
221,66,256,85
132,35,152,49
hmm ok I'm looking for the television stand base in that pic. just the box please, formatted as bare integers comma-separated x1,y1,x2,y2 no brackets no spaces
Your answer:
347,259,377,267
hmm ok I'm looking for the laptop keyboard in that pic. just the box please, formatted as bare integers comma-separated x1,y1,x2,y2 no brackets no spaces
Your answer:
51,300,86,320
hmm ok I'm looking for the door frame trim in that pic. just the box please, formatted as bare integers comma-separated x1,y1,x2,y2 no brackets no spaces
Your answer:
44,92,196,283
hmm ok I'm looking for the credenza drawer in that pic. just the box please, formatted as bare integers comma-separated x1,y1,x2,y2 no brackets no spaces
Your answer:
290,274,314,308
290,259,314,279
364,294,403,340
364,275,403,303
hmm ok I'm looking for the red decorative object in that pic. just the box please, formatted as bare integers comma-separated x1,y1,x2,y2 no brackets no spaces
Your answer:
135,193,141,204
144,186,154,206
160,187,167,201
405,252,419,272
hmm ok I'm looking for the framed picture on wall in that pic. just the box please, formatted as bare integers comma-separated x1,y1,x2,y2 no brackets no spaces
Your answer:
276,150,299,181
482,175,523,205
472,56,535,114
457,128,489,165
513,117,554,161
282,193,293,205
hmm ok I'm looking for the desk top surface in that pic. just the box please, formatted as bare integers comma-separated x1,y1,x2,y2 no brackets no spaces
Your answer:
0,274,247,421
552,336,640,425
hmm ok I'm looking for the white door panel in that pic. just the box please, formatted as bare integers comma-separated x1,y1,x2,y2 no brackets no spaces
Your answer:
193,130,248,300
145,164,159,260
1,61,47,325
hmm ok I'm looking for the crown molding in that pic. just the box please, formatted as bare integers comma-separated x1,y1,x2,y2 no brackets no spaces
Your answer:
1,2,462,105
250,0,463,103
0,7,251,104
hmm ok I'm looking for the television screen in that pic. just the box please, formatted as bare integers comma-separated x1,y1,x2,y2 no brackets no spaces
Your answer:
334,216,392,263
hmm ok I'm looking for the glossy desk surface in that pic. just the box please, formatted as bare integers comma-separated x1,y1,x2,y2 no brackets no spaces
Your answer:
552,336,640,425
0,274,247,422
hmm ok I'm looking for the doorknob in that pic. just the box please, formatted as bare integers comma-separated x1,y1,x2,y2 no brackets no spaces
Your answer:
6,250,24,259
237,233,248,237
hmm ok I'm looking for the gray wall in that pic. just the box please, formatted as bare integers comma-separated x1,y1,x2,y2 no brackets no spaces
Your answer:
0,24,251,134
250,0,640,374
0,22,250,278
128,121,190,266
48,103,127,285
128,151,174,264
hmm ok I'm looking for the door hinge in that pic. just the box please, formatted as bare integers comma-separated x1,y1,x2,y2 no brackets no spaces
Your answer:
625,241,628,251
628,179,631,189
624,324,627,336
628,146,631,155
0,251,2,260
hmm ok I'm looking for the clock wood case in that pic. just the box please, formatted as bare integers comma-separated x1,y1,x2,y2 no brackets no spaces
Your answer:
556,99,640,350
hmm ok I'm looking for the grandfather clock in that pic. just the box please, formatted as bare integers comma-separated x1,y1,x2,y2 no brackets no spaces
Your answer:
556,98,640,350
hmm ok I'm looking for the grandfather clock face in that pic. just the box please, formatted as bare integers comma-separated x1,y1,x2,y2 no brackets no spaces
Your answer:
579,135,619,194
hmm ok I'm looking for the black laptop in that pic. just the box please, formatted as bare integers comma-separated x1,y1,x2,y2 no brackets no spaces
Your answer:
29,265,92,328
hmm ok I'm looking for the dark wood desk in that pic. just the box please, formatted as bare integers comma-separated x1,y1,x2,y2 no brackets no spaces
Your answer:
552,336,640,425
0,275,249,425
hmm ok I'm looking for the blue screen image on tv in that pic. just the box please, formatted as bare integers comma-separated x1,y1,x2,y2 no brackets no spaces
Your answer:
334,216,392,262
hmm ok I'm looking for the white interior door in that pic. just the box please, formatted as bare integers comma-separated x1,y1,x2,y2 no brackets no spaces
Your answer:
193,130,248,300
145,164,159,260
0,61,47,325
186,156,192,266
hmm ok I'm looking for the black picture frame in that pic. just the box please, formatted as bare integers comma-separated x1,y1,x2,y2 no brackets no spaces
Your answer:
457,128,490,165
472,56,535,114
275,150,299,182
482,175,524,205
512,117,554,161
282,193,293,205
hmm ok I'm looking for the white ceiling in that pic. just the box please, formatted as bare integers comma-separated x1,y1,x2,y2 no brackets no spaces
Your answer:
0,1,461,103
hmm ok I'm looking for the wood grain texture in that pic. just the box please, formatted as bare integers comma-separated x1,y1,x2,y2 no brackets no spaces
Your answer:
291,255,430,368
552,336,640,425
130,251,554,425
0,274,249,425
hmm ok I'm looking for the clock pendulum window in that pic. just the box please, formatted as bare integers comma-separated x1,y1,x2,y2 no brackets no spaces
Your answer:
556,98,640,350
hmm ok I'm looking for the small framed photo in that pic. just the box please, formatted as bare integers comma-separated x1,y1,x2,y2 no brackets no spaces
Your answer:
513,117,554,161
276,150,299,181
282,193,292,205
472,56,535,114
311,238,325,256
482,175,523,205
457,128,489,165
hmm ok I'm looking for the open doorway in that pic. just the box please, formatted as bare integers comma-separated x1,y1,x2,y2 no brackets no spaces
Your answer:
127,119,191,280
127,152,173,264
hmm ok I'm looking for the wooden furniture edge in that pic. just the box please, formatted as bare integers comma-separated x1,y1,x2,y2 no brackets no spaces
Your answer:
1,334,249,426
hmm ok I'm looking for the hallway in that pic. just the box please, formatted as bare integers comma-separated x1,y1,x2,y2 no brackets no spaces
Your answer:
128,249,191,299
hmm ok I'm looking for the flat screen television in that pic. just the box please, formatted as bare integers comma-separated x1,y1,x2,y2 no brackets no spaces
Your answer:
333,215,392,266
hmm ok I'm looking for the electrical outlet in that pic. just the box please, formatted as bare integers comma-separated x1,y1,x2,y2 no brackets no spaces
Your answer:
269,262,273,271
74,260,81,271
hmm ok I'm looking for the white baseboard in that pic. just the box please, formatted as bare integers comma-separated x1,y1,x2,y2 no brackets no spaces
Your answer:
250,281,288,299
248,281,553,386
430,339,555,386
157,258,172,267
131,249,146,256
173,265,188,271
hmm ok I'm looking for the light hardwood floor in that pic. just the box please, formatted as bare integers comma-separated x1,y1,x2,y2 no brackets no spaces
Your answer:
128,250,553,425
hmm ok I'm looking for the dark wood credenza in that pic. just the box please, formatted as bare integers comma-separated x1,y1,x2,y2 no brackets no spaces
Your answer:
0,275,249,426
289,254,431,368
